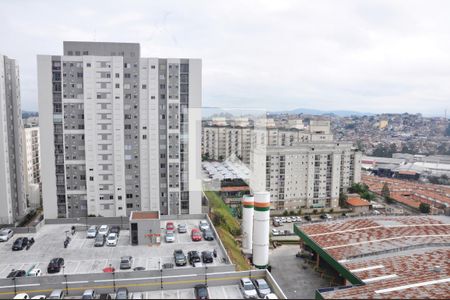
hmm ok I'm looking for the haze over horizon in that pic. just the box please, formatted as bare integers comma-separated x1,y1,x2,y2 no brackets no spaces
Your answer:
1,0,450,115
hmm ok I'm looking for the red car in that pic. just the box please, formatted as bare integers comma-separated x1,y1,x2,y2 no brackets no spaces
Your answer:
191,228,202,242
166,222,175,231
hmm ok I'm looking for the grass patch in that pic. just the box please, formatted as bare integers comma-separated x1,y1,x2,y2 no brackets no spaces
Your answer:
205,191,241,236
216,226,251,271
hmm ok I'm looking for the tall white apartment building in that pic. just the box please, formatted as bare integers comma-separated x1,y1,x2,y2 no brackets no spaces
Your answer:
0,55,27,224
23,126,41,209
252,142,361,210
202,118,334,164
38,41,201,219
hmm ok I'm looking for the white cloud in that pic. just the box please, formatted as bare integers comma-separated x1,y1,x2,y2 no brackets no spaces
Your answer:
0,0,449,115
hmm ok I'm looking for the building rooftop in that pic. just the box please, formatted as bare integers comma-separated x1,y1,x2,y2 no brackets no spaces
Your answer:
346,197,371,207
294,216,450,299
130,211,159,220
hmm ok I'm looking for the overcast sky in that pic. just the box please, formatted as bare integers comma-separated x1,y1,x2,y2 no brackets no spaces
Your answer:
1,0,450,116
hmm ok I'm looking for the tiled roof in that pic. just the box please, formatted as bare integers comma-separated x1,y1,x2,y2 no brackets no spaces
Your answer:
346,197,371,207
297,216,450,299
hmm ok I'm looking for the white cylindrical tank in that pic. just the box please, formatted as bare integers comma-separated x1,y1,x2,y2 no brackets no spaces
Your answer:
241,195,254,252
252,191,270,268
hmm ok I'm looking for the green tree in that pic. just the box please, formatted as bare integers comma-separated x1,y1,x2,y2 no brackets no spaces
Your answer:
283,210,289,216
339,192,348,207
381,183,391,201
419,203,431,214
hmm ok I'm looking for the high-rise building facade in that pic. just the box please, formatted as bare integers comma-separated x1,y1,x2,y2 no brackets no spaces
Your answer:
0,55,27,224
252,142,361,210
38,42,201,219
23,125,41,209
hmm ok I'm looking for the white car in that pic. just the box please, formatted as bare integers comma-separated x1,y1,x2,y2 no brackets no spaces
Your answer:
0,228,13,242
271,229,280,236
86,226,97,238
199,220,210,232
106,233,118,246
82,289,96,299
280,217,286,223
13,294,29,299
98,225,109,236
264,293,279,299
165,232,175,243
239,277,258,299
27,268,42,277
286,217,292,223
31,295,46,299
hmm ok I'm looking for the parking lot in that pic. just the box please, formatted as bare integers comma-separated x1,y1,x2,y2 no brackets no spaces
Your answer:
0,219,228,278
145,285,243,299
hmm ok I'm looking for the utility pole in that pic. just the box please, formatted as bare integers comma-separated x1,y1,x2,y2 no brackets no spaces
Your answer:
112,265,116,292
204,265,208,287
12,277,16,296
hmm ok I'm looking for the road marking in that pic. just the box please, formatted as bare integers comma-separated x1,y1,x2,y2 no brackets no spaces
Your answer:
72,261,81,274
61,281,89,284
0,283,40,289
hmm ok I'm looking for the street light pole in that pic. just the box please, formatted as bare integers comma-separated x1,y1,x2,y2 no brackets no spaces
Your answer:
12,277,16,296
111,264,116,292
63,266,68,295
160,259,163,290
204,265,208,287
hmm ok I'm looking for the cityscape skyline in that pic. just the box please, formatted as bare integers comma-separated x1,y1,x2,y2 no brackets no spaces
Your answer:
2,0,450,115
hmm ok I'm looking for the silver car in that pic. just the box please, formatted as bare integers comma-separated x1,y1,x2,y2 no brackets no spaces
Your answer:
0,229,13,242
86,226,97,238
253,279,271,298
240,277,258,299
120,256,133,269
177,223,187,233
165,232,175,243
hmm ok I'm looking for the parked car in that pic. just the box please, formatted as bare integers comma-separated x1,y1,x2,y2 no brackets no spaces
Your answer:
188,251,201,266
13,294,29,299
304,215,312,221
194,284,209,300
47,289,64,299
191,228,202,242
94,234,106,247
120,256,133,269
0,228,14,242
30,295,47,299
264,294,279,299
47,258,64,274
27,268,42,277
12,237,29,251
115,288,129,300
131,292,143,299
165,232,175,243
98,225,109,236
202,229,214,241
280,217,286,223
177,223,187,233
239,277,258,299
286,217,292,223
106,233,118,246
272,220,281,227
271,229,280,236
320,214,332,220
201,251,213,263
86,226,97,238
81,290,96,300
253,279,271,298
7,270,26,279
110,225,120,236
173,249,187,266
166,222,175,232
98,294,112,300
199,220,210,232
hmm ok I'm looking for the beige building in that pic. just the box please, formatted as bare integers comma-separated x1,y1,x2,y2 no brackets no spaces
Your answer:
252,142,361,210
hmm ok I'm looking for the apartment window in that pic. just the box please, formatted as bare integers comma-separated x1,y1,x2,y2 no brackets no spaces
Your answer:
142,84,147,89
115,73,120,78
115,84,120,88
86,63,91,67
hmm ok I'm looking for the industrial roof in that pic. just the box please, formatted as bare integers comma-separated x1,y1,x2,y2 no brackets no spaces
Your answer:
130,211,159,220
295,216,450,299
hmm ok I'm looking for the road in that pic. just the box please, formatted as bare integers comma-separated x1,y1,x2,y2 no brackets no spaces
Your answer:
0,270,265,299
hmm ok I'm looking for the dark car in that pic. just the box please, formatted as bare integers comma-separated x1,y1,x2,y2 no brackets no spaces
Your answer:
194,284,209,299
115,288,129,300
304,215,312,221
174,249,187,266
201,251,213,264
47,257,64,273
98,294,112,300
7,269,26,279
202,230,214,241
188,251,201,266
110,225,120,236
12,237,29,251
